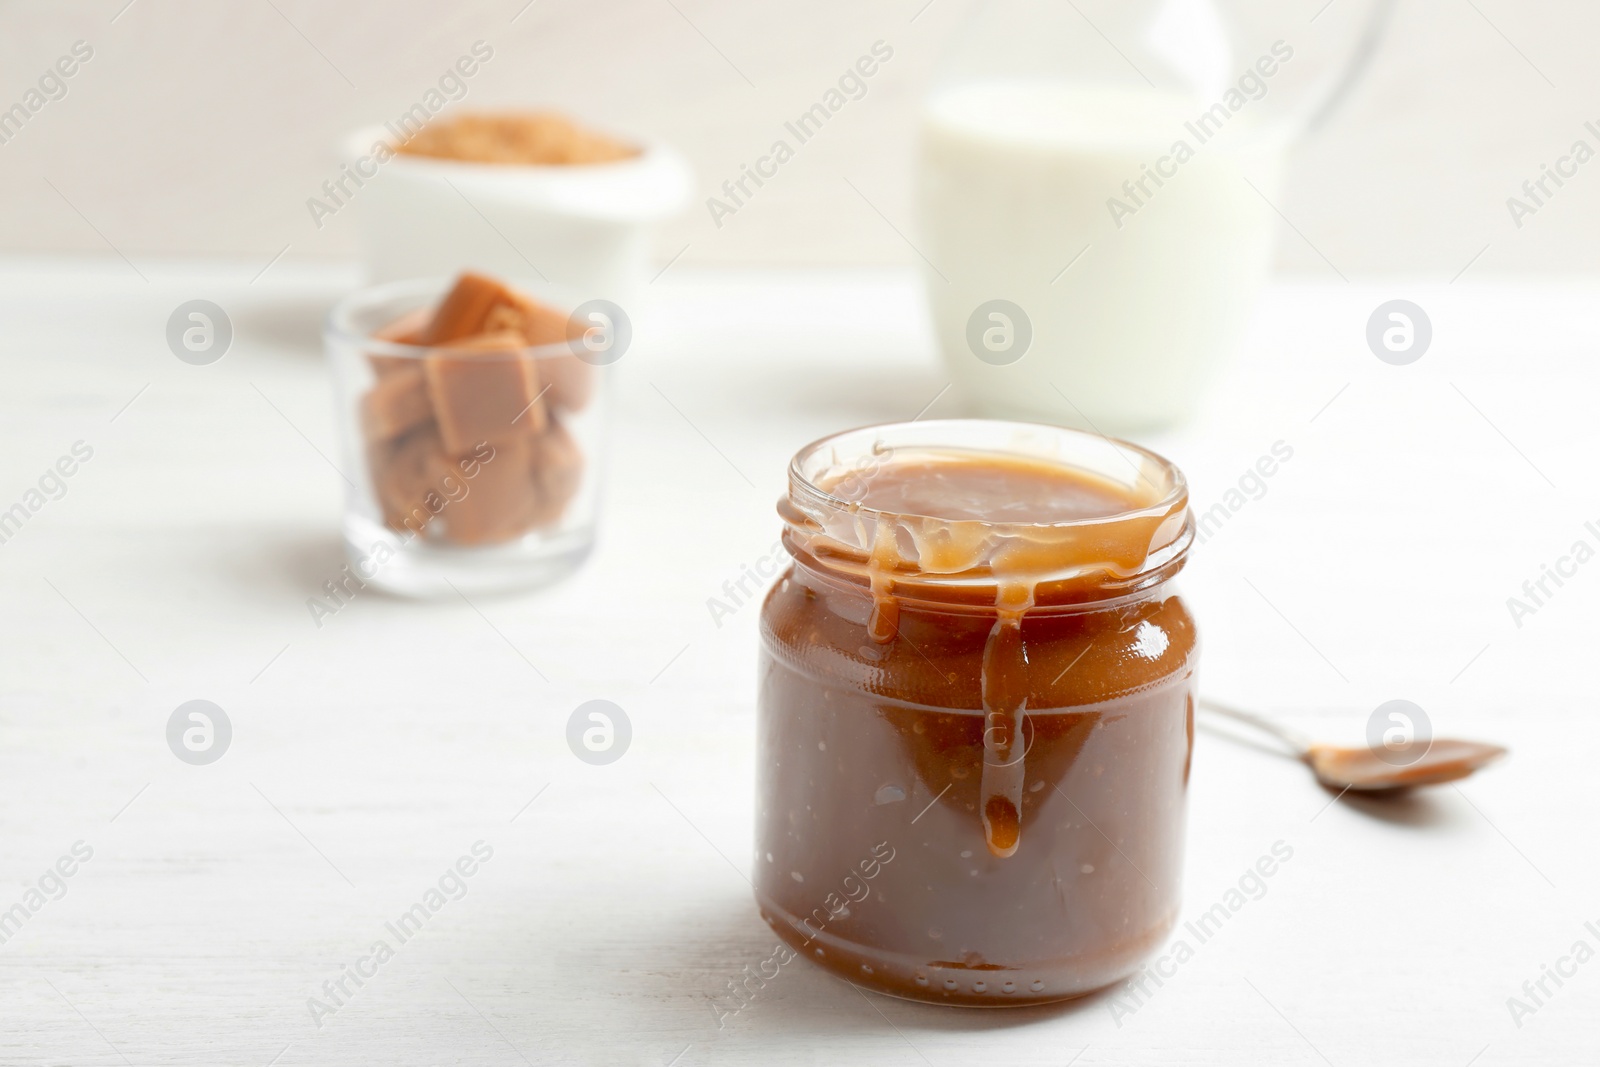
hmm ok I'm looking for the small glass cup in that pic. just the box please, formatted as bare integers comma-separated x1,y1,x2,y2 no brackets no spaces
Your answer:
324,278,612,597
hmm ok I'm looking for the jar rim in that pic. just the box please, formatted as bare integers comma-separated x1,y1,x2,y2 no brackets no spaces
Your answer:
782,419,1193,604
787,419,1190,531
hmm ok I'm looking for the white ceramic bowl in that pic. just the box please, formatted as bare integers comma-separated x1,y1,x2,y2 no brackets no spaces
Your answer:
340,123,692,304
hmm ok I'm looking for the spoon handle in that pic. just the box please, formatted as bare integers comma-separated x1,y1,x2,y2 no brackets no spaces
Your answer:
1197,698,1313,757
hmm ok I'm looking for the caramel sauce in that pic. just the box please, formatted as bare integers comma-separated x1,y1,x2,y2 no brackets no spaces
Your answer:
758,439,1197,1004
1308,738,1508,792
834,450,1142,523
814,449,1173,859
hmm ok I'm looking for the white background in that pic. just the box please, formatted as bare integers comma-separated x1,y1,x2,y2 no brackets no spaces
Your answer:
0,0,1596,274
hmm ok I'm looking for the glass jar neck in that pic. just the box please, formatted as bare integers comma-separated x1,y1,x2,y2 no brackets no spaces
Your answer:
780,506,1191,613
780,420,1193,613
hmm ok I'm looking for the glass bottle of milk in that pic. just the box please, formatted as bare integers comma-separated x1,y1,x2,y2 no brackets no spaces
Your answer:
916,0,1392,430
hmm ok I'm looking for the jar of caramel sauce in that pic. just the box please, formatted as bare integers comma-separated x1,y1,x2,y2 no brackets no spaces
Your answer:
756,420,1196,1005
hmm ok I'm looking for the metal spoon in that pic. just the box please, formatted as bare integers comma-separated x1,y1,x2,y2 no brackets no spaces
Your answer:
1199,698,1508,793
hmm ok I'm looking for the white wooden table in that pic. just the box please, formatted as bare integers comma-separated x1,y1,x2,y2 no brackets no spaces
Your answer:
1,259,1595,1065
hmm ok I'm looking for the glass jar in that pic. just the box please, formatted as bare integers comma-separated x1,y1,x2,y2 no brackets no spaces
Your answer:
324,277,611,597
755,419,1196,1005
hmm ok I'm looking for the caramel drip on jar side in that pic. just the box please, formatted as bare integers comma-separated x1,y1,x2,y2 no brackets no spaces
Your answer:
979,580,1034,858
800,447,1189,861
866,514,901,644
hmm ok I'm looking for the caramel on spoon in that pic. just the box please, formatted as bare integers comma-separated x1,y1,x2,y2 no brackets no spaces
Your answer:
1199,699,1508,792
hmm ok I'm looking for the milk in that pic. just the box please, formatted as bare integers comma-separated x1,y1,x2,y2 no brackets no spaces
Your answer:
917,81,1287,430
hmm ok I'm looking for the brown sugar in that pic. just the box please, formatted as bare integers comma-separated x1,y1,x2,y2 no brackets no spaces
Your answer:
395,111,639,166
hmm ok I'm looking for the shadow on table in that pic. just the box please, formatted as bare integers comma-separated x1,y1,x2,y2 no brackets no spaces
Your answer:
212,529,381,621
229,530,349,602
233,293,337,358
642,889,1114,1052
1200,720,1481,831
800,974,1123,1034
1332,788,1467,829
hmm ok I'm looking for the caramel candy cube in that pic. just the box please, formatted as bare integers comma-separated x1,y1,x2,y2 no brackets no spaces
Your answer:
539,354,595,412
360,363,432,443
482,302,529,337
362,274,595,544
515,296,574,346
418,273,595,411
416,272,526,345
423,331,546,454
514,295,594,412
444,435,541,545
369,307,432,378
369,423,453,538
528,419,585,528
